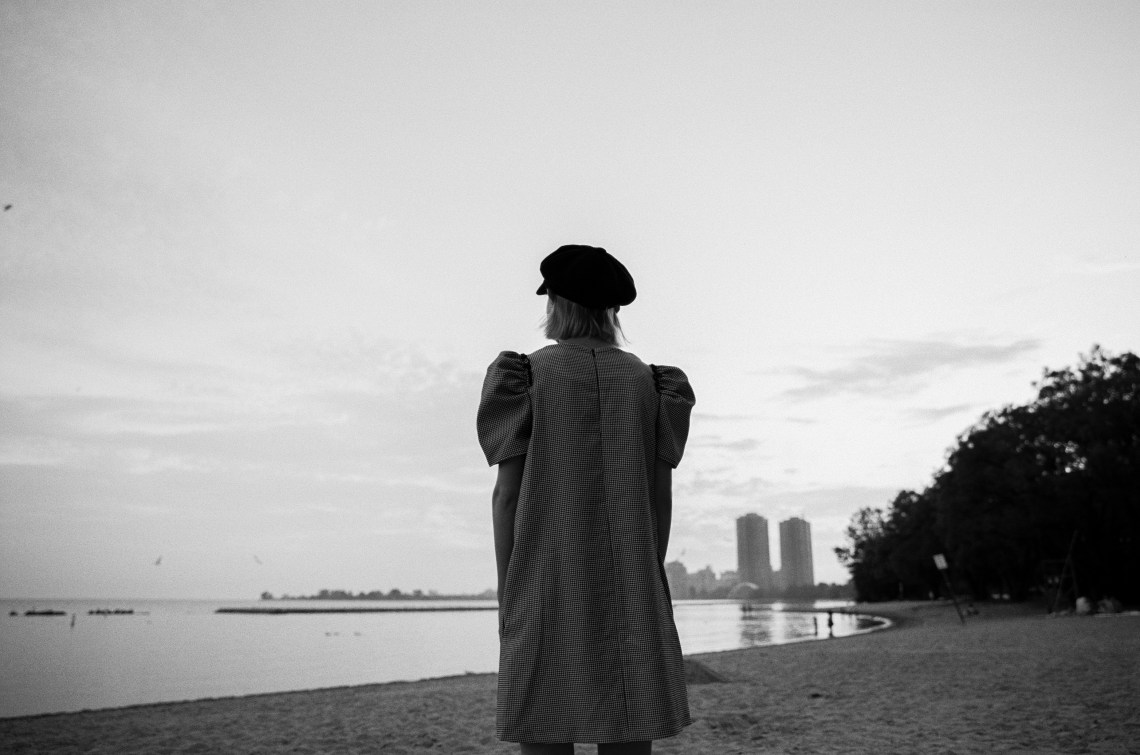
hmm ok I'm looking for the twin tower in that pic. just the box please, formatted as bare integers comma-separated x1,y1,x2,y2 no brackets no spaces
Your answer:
736,514,815,591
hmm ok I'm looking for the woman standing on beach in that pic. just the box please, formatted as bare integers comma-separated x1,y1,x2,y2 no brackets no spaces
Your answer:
477,245,695,755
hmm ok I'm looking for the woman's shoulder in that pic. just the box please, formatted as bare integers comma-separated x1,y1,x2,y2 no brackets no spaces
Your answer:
648,363,693,399
482,351,532,389
487,349,528,364
648,362,688,379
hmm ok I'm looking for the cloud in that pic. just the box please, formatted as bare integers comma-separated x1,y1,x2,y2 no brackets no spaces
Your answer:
750,485,906,519
906,403,976,423
0,333,492,572
676,469,773,498
1059,255,1140,276
690,436,763,452
781,338,1040,401
691,412,754,423
679,482,903,524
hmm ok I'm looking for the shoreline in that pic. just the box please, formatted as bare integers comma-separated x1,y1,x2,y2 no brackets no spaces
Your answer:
1,602,884,722
215,605,499,614
3,601,1136,753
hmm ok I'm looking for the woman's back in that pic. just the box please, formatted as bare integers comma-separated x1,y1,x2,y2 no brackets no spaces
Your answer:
477,244,694,750
479,343,694,743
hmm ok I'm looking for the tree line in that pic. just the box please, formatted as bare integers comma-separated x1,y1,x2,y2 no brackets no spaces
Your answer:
836,346,1138,605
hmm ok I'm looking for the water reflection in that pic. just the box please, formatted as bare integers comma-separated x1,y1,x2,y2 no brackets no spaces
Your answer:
0,598,891,717
672,600,889,655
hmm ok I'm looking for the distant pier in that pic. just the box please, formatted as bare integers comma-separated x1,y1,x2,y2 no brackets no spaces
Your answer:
216,605,498,615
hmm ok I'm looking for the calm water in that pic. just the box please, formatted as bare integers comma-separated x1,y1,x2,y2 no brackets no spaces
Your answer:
0,598,884,718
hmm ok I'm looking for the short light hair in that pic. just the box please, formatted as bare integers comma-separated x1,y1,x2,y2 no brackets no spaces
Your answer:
542,292,625,345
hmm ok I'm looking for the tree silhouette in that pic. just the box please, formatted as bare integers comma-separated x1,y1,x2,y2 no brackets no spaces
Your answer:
838,347,1139,604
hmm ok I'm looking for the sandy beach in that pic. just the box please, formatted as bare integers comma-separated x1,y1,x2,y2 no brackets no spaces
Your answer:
2,602,1136,754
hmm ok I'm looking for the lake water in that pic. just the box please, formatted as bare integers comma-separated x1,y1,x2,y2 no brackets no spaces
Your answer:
0,598,885,719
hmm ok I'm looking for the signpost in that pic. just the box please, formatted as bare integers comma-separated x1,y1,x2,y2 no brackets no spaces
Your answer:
933,553,966,625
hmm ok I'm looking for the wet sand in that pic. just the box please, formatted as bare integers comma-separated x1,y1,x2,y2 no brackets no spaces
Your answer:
2,601,1136,754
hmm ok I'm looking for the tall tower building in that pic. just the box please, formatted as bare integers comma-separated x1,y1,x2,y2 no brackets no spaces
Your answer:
779,517,815,588
736,513,772,587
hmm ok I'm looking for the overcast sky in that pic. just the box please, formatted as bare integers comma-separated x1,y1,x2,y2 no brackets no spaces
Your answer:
2,1,1138,599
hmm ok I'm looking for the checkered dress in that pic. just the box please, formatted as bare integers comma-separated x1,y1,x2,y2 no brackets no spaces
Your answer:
477,343,695,744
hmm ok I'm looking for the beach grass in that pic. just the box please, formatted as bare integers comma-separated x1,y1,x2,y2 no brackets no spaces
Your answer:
2,601,1135,754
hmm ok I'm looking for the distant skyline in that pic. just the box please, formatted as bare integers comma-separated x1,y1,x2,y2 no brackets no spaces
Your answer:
733,512,815,589
3,2,1139,598
780,517,814,589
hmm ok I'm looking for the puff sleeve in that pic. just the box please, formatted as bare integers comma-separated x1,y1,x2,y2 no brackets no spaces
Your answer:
477,351,533,466
652,365,695,469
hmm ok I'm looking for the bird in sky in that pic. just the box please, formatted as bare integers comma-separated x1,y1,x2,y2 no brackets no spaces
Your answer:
154,555,162,566
253,555,263,565
3,204,11,211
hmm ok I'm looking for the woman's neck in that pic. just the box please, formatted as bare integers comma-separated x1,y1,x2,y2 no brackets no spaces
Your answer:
557,337,614,349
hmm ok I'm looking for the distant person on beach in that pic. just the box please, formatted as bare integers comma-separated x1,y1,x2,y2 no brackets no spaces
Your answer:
478,245,695,754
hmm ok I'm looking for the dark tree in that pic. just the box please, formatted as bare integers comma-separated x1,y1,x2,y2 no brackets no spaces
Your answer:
883,490,944,599
932,405,1052,600
1030,347,1140,601
835,507,895,602
838,347,1140,604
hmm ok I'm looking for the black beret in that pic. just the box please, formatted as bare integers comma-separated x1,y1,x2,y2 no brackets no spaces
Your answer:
536,245,636,309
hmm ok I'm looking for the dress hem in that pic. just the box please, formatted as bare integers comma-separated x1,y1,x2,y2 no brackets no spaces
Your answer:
496,717,693,744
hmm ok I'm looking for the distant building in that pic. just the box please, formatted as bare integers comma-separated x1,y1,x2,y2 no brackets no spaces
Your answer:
736,513,772,588
689,565,719,595
779,516,815,588
664,561,743,599
664,560,689,597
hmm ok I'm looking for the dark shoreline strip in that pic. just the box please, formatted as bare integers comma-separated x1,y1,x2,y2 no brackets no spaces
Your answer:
215,606,499,614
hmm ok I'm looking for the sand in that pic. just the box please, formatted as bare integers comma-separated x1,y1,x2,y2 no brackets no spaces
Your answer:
2,602,1136,754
